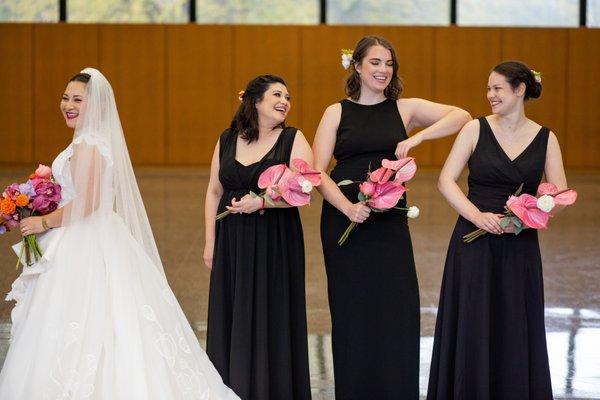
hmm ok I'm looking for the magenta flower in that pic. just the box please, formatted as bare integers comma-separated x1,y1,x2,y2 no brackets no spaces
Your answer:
33,180,62,203
4,183,20,200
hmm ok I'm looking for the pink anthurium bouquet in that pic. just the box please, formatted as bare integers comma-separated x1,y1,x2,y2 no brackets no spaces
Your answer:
336,157,419,246
1,164,62,268
216,159,321,220
463,182,578,243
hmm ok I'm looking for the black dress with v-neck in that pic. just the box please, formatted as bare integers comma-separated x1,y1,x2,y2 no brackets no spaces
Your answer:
206,127,311,400
427,117,553,400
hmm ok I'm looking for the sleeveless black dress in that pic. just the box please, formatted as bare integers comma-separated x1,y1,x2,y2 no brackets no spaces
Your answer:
207,127,311,400
427,117,553,400
320,99,420,399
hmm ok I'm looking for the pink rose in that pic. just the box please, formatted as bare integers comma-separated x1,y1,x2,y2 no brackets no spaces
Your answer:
34,164,52,179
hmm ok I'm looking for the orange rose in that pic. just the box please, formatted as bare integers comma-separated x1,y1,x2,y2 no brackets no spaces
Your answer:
0,197,16,215
15,194,29,207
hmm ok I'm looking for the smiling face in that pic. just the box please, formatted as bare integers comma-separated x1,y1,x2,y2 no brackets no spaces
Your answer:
487,71,525,115
355,45,394,95
255,82,290,127
60,81,87,129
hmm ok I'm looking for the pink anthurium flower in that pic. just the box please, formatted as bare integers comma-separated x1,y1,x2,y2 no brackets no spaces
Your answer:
368,182,407,210
392,158,417,183
257,163,289,201
281,174,312,207
506,194,550,229
369,166,394,184
291,158,321,186
537,182,578,206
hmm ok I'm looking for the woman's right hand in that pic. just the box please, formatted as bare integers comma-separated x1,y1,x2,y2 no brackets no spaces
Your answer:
344,202,371,223
472,212,504,235
203,241,214,270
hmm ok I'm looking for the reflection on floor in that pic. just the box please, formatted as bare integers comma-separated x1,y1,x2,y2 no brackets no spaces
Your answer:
0,167,598,398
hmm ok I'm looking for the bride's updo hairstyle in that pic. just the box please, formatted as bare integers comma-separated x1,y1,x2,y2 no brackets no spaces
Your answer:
69,72,91,84
230,74,287,143
492,61,542,101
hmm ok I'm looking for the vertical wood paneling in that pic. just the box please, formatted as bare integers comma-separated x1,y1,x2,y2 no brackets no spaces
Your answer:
99,25,166,164
432,27,502,166
166,25,234,164
501,29,568,146
565,29,600,168
233,26,302,130
0,25,33,163
0,25,597,168
370,27,436,165
33,24,99,164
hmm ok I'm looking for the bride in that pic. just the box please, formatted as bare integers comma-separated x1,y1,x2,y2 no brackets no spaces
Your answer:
0,68,240,400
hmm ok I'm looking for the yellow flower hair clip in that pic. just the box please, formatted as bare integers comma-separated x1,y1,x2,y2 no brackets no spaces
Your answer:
341,49,354,70
238,90,245,101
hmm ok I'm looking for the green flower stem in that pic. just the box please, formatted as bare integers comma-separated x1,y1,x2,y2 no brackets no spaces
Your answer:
337,222,357,246
216,210,230,220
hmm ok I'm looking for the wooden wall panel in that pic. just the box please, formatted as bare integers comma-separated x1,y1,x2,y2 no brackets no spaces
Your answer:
99,25,166,164
566,29,600,168
432,27,502,166
0,25,598,168
232,26,302,129
501,29,568,146
371,27,435,165
299,26,368,142
0,25,33,163
33,24,99,164
166,25,233,164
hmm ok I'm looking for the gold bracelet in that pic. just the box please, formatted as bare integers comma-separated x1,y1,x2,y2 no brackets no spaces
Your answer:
41,218,50,231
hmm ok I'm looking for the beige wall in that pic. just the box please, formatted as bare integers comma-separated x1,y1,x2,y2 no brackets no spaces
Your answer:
1,24,598,167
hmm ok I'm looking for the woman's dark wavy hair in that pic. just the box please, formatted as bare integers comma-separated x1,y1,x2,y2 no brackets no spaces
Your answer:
231,74,287,143
492,60,542,101
69,72,91,84
346,36,403,101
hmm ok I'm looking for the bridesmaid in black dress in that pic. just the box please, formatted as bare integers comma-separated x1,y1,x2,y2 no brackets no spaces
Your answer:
312,36,471,399
428,61,569,399
204,75,313,400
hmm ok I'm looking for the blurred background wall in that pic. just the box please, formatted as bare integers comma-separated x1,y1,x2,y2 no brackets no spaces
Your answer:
1,0,598,168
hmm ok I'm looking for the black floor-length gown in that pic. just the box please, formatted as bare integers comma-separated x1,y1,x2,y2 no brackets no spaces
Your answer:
321,99,420,400
207,127,311,400
427,117,553,400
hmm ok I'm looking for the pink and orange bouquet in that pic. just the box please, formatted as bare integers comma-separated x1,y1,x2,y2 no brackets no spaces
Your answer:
337,157,419,246
1,164,62,268
463,182,578,243
216,158,321,220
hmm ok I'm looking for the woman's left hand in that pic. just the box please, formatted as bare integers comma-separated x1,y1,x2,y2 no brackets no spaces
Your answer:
19,216,45,236
395,134,423,159
226,194,263,215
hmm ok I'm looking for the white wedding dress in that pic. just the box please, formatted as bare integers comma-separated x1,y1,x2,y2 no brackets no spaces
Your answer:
0,68,239,400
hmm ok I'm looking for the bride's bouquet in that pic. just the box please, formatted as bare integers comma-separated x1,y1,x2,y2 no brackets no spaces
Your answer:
337,157,419,246
216,158,321,220
0,164,62,268
463,182,578,243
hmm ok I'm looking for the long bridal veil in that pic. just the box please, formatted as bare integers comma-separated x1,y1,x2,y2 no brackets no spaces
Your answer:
65,67,164,277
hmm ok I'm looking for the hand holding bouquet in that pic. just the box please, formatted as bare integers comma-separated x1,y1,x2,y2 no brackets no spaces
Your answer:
216,159,321,219
337,157,419,246
0,164,62,268
463,182,578,243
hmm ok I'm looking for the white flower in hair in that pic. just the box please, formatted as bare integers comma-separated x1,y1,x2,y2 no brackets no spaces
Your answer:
531,70,542,83
341,49,354,70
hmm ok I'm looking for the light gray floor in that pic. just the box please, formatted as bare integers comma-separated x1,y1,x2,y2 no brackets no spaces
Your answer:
0,167,598,398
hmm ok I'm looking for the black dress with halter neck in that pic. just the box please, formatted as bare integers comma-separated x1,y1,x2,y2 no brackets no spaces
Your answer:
320,99,420,399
